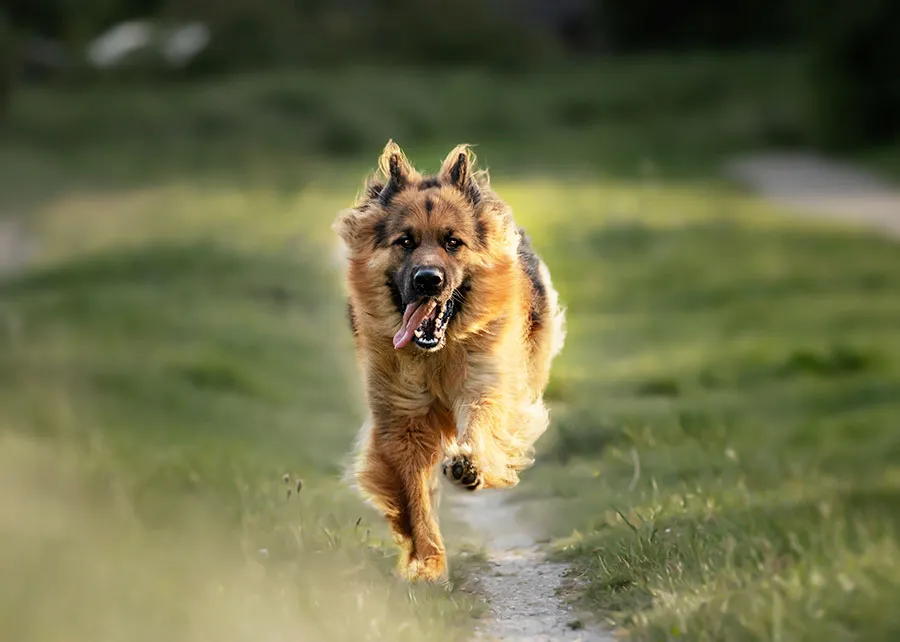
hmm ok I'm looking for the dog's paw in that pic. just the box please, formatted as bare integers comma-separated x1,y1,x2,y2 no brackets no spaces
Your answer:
442,453,482,491
402,555,448,583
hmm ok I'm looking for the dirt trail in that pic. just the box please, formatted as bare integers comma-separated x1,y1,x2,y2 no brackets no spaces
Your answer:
448,490,614,642
725,153,900,238
0,220,33,273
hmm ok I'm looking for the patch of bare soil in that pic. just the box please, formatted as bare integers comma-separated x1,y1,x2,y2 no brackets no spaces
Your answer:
448,490,615,642
726,153,900,238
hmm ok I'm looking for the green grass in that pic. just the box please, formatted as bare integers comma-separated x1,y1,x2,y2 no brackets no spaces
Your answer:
2,51,898,641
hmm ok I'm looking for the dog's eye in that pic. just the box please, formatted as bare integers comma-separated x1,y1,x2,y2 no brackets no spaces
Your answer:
394,235,415,250
445,237,463,251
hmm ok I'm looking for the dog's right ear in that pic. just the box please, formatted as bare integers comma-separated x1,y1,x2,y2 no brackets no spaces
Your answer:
375,140,415,205
439,144,481,205
333,208,362,249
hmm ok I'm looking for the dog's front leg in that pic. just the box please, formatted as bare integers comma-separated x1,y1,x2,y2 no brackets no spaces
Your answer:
442,382,523,491
442,345,545,491
355,412,447,582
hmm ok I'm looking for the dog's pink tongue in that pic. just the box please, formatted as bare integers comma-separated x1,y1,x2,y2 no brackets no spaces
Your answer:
393,300,436,349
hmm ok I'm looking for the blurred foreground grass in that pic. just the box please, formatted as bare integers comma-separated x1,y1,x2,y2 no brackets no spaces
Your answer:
0,200,484,640
2,51,899,641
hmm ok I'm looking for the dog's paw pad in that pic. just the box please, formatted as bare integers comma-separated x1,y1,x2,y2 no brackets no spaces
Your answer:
442,455,482,491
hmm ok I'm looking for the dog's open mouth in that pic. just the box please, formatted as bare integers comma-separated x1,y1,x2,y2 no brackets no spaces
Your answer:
393,297,456,351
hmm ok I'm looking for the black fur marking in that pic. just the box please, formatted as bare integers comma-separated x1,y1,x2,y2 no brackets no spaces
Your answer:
379,155,408,205
517,228,547,331
373,218,389,248
474,216,488,248
387,279,405,315
366,181,385,200
452,280,470,316
347,300,358,336
425,198,434,214
465,178,481,205
419,177,441,190
378,181,397,206
447,154,481,205
388,153,405,185
449,153,467,187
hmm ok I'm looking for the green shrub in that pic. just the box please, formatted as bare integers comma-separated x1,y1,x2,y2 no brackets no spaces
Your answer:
0,11,11,120
799,0,900,149
160,0,556,71
594,0,797,52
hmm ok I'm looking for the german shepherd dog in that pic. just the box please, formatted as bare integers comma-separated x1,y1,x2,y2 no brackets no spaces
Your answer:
334,141,565,582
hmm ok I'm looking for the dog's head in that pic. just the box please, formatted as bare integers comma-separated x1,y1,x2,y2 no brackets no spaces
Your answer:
335,141,519,353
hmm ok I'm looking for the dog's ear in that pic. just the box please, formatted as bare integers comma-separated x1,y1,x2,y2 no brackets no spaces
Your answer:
440,144,481,205
333,208,363,248
375,140,416,205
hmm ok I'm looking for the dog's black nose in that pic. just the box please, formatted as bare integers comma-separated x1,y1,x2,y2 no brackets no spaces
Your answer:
413,267,444,295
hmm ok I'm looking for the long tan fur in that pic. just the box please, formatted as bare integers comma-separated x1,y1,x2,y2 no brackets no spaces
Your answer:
333,141,565,582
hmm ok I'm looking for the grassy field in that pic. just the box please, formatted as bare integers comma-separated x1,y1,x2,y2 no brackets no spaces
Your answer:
518,185,900,640
2,52,898,641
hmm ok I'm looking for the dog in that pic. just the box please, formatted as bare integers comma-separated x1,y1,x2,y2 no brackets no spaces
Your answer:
333,141,565,582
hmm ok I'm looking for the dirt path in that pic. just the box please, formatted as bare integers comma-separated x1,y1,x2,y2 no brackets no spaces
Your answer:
0,220,33,274
725,152,900,238
448,490,614,642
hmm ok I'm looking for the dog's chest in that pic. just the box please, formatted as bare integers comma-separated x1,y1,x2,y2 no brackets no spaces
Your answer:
396,347,468,406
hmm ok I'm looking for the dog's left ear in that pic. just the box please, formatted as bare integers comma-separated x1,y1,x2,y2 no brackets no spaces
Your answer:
440,144,481,205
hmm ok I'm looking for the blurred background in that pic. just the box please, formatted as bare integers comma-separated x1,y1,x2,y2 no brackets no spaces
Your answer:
1,1,899,641
3,0,900,163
